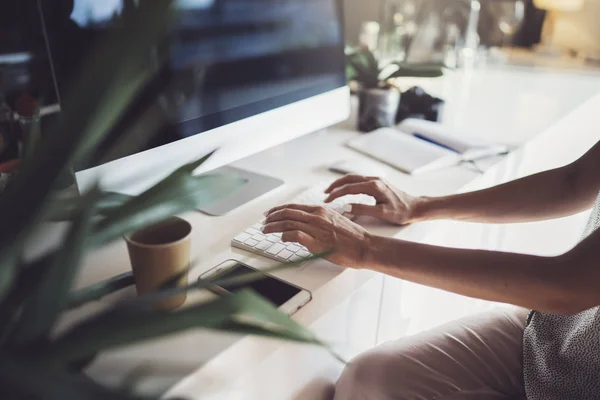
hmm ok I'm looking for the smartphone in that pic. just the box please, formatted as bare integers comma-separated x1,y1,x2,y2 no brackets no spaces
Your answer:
199,260,312,315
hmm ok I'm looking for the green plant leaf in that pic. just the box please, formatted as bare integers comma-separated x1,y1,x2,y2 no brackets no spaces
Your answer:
224,292,320,343
0,355,149,400
384,63,444,80
346,64,358,83
215,320,312,342
347,48,379,77
67,272,136,310
347,49,380,88
216,321,346,364
362,50,380,77
90,157,244,247
0,255,52,348
353,65,380,88
39,290,326,366
11,187,102,347
177,150,217,174
207,252,330,290
0,1,175,302
67,255,203,311
0,253,20,325
86,253,324,317
47,191,132,221
378,63,401,82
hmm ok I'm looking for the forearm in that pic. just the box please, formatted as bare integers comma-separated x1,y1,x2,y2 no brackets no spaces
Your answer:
412,164,595,224
365,234,574,314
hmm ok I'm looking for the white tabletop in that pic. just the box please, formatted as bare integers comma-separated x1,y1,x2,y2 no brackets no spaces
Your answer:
64,64,600,398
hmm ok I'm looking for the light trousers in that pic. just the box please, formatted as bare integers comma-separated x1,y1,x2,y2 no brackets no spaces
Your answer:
334,308,529,400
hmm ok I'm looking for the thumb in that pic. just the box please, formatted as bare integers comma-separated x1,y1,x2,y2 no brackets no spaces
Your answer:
350,204,384,219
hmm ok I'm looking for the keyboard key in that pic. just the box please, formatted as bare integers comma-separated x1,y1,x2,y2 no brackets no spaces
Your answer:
290,254,304,262
297,249,311,258
255,240,273,251
231,181,376,261
266,243,285,255
246,228,260,236
264,234,279,243
277,249,294,260
286,244,301,253
234,233,251,243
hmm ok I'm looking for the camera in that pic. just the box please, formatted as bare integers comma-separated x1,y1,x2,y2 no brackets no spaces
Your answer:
396,86,445,124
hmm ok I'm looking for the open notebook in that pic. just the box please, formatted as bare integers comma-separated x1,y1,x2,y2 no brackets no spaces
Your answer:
347,119,508,175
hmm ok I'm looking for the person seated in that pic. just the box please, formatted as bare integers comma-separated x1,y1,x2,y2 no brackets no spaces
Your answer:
262,140,600,400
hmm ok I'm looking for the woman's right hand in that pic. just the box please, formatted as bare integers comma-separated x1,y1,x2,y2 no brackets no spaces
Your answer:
324,174,424,226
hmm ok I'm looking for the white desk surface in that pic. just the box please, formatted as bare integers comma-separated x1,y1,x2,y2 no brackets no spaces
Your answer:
63,65,600,399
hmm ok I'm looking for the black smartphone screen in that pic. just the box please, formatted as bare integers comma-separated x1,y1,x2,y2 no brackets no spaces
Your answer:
209,264,302,307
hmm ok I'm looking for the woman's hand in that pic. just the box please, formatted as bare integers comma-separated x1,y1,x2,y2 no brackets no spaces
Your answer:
324,174,422,225
262,204,373,269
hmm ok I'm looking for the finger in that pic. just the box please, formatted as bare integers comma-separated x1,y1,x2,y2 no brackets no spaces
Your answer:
264,203,319,217
265,209,323,225
350,204,385,219
325,174,377,194
325,181,386,203
262,220,320,237
281,231,317,249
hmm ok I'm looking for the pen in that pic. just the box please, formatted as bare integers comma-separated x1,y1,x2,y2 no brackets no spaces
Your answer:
412,132,460,154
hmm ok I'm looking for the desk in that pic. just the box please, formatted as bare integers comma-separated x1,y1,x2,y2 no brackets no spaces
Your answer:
66,65,600,399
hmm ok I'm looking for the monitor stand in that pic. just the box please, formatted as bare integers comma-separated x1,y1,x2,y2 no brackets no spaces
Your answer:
195,166,284,216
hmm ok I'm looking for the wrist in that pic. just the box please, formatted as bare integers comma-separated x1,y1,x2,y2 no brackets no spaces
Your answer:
361,233,387,271
409,196,437,223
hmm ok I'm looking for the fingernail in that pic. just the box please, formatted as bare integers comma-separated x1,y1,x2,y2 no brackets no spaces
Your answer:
263,210,270,217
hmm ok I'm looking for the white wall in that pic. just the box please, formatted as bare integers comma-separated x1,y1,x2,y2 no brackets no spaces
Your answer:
344,0,381,44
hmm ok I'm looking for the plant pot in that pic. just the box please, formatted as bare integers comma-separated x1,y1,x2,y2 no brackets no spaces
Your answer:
357,88,401,133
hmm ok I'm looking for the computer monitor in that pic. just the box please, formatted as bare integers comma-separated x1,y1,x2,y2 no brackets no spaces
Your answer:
40,0,350,215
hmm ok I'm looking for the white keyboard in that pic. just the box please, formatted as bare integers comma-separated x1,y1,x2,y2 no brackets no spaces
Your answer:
231,182,375,263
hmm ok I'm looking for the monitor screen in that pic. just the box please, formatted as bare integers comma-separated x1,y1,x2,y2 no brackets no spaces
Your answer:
41,0,346,169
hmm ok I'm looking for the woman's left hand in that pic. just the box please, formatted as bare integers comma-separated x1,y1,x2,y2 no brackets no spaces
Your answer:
262,204,373,269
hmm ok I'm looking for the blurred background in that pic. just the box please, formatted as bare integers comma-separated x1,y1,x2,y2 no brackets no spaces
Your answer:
2,0,599,122
344,0,600,68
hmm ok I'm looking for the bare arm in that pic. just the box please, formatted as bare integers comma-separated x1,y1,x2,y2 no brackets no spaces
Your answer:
365,229,600,315
325,140,600,225
263,205,600,316
263,140,600,314
414,144,600,223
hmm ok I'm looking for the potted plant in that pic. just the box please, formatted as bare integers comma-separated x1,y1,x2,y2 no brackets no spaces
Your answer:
0,3,335,399
346,46,444,132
